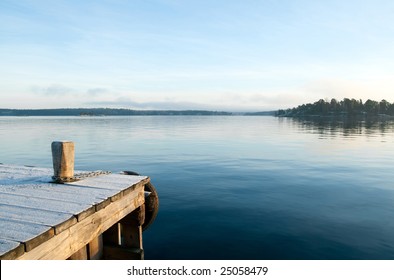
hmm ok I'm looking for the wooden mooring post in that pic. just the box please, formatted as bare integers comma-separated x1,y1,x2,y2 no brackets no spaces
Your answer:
0,141,157,260
51,141,75,180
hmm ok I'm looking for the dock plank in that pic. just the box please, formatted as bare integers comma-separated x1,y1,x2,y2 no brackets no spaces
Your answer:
0,183,116,205
0,192,92,215
67,174,147,191
0,239,24,260
0,204,77,234
0,218,54,251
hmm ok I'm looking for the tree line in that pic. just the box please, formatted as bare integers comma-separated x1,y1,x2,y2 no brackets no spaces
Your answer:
276,98,394,117
0,108,232,116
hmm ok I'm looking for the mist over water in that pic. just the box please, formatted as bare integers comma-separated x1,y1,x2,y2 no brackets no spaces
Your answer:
1,116,394,259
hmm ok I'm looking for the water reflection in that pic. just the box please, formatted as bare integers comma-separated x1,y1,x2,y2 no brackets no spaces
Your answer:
284,117,394,139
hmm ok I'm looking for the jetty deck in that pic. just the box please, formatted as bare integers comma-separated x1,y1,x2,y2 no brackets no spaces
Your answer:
0,163,149,260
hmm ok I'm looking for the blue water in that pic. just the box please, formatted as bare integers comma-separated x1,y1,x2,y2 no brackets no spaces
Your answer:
1,116,394,259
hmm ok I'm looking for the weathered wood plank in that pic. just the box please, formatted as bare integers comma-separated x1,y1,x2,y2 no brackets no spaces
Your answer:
0,175,148,208
0,190,96,222
0,184,112,205
0,218,55,251
0,239,24,260
65,176,150,202
95,198,111,211
58,184,120,202
0,204,77,235
67,174,148,191
0,164,146,188
0,176,123,202
17,182,145,259
0,192,93,219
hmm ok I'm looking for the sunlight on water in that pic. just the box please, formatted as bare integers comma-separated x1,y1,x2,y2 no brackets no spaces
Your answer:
1,116,394,259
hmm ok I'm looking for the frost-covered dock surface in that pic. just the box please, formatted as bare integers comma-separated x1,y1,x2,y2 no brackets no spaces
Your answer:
0,164,149,260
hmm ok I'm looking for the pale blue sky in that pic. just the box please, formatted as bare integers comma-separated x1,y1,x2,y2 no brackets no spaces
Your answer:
1,0,394,111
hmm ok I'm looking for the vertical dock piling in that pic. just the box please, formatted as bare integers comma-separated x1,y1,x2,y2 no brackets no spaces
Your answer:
51,141,75,180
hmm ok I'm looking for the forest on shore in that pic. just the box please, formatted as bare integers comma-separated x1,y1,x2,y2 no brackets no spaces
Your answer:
276,98,394,117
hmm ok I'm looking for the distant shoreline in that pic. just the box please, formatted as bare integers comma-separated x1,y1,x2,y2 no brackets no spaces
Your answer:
277,114,394,121
0,108,276,117
276,98,394,119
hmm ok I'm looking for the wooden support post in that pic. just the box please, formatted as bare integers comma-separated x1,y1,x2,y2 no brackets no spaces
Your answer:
120,205,145,248
121,220,143,249
103,223,121,246
116,205,145,260
67,246,88,260
88,235,103,260
51,141,75,179
103,221,144,260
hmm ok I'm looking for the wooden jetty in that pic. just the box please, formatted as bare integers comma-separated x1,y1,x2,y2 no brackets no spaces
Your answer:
0,141,157,260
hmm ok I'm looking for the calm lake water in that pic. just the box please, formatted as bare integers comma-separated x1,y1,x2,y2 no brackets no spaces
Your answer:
1,116,394,259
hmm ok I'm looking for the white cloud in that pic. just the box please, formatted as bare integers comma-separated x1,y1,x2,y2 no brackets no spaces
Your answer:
86,88,110,96
30,84,75,96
